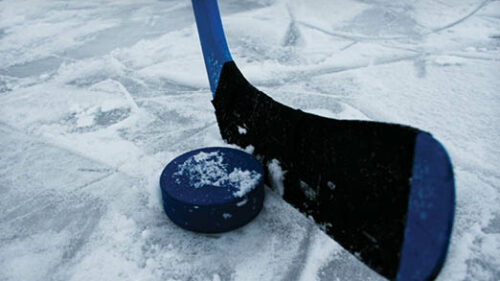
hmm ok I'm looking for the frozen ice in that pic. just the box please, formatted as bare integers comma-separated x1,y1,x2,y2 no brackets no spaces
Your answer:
1,0,499,280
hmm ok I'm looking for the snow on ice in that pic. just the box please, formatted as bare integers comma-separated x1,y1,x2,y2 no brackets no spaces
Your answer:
1,0,499,280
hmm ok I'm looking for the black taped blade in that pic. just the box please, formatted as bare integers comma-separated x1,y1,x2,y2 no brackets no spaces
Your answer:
212,61,419,280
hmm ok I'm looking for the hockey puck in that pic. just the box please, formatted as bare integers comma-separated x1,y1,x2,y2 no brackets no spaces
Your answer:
160,147,265,233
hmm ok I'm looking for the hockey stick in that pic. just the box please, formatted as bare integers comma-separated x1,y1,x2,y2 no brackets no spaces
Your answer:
191,1,455,280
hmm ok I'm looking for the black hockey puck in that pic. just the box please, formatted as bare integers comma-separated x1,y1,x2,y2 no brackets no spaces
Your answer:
160,147,264,233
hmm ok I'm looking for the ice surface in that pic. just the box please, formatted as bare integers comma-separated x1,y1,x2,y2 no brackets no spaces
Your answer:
1,0,499,280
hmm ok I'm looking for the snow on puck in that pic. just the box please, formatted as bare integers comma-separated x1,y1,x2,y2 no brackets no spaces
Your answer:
160,147,264,233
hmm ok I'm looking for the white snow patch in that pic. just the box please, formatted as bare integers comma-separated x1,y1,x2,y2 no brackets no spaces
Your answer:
174,151,226,188
193,151,220,163
222,213,232,220
173,151,261,197
236,198,248,207
319,222,333,232
229,168,261,197
267,159,286,197
237,125,247,134
244,145,255,154
300,181,317,200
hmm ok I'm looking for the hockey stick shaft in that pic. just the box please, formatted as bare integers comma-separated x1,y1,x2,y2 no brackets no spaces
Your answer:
192,0,232,95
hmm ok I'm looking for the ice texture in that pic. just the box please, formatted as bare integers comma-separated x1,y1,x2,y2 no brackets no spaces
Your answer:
1,0,499,280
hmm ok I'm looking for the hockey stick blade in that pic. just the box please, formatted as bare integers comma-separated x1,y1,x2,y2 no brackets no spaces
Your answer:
191,1,455,280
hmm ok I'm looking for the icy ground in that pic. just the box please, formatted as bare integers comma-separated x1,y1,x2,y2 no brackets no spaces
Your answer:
1,0,499,280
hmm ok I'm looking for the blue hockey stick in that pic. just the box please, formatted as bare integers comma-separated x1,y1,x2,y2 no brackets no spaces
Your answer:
191,1,455,280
